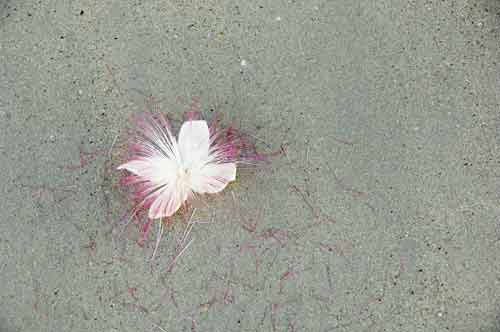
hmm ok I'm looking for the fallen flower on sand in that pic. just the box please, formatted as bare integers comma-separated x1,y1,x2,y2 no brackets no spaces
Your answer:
118,111,265,222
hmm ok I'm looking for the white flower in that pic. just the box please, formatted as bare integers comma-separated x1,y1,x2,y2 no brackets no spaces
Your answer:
118,117,237,219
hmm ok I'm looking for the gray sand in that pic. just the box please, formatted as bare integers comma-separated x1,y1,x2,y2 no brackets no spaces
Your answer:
1,0,500,331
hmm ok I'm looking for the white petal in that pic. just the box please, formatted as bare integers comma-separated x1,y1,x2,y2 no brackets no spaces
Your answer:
178,120,210,168
148,184,188,218
118,156,178,185
190,163,237,194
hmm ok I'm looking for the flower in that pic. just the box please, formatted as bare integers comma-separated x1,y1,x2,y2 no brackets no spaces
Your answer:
118,113,245,219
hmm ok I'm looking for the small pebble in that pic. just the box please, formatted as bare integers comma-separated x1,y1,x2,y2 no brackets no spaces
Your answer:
240,59,247,66
78,89,83,95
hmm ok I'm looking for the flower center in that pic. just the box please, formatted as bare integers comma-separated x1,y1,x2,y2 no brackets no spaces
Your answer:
177,167,190,186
